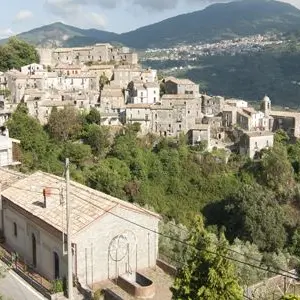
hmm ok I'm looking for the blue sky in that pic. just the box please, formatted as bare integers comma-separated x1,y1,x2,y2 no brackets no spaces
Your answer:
1,0,299,38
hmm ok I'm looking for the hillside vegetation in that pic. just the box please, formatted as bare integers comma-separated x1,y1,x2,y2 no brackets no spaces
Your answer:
143,42,300,107
6,104,300,287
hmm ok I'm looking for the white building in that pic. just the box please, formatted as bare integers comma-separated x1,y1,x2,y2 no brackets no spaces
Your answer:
0,127,20,167
21,63,44,75
1,170,160,287
126,104,152,134
237,107,270,131
126,82,159,105
239,131,274,159
225,99,248,108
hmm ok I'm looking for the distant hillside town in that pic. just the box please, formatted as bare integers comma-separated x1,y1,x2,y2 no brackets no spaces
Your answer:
0,42,299,168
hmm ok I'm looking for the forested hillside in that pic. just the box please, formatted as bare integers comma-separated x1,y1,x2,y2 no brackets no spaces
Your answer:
144,44,300,107
6,104,300,289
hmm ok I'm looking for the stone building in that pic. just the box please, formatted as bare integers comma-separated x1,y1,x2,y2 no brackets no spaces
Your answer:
201,95,225,116
126,104,152,134
125,93,203,137
99,85,125,114
54,64,82,76
239,131,274,159
40,44,138,67
1,170,160,286
5,70,27,103
113,66,142,89
164,77,199,95
188,125,211,147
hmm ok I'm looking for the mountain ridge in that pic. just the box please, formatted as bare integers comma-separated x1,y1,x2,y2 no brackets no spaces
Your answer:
3,0,300,49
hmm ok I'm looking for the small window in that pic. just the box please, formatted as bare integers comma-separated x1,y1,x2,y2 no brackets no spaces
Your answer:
13,222,17,237
188,111,190,114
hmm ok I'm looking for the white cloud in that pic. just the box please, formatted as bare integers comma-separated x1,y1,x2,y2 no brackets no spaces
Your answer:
45,0,79,17
0,28,14,39
88,12,106,28
14,10,34,22
133,0,180,11
45,0,109,28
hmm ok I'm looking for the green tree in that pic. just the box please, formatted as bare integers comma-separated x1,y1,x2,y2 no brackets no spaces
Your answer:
230,239,267,286
99,74,109,91
61,142,92,168
48,107,82,142
88,158,131,198
84,124,110,156
171,216,243,300
223,183,287,252
260,144,294,199
6,104,51,170
0,37,39,71
86,108,101,125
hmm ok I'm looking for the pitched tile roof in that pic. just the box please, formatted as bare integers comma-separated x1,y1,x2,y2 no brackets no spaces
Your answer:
0,168,25,190
2,171,159,236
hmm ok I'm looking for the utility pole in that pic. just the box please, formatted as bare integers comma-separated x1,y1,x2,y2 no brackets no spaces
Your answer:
66,158,73,300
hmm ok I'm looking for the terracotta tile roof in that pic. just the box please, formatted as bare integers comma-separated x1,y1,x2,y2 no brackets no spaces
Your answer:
2,171,159,236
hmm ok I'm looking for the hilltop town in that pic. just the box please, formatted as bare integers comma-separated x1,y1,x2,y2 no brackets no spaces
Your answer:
1,38,300,300
0,42,299,168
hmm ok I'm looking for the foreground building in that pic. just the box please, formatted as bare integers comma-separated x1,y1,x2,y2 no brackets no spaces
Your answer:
1,170,160,287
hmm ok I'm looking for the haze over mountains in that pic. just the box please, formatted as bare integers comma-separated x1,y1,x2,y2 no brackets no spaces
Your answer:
4,0,300,49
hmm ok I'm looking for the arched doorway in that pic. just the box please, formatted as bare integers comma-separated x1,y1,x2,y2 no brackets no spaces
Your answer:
32,233,37,268
53,252,60,279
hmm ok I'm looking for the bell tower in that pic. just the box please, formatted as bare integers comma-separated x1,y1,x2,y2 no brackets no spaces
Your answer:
261,95,271,117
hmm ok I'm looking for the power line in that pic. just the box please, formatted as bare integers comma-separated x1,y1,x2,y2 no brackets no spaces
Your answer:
85,173,298,278
69,190,299,281
2,169,297,279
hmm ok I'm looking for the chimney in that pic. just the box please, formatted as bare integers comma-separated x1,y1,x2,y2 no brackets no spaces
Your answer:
43,189,47,208
42,187,51,208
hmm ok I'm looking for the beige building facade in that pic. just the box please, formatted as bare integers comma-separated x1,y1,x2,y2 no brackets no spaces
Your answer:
1,171,160,286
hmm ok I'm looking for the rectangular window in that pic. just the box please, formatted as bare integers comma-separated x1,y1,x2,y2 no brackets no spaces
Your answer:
13,222,17,237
